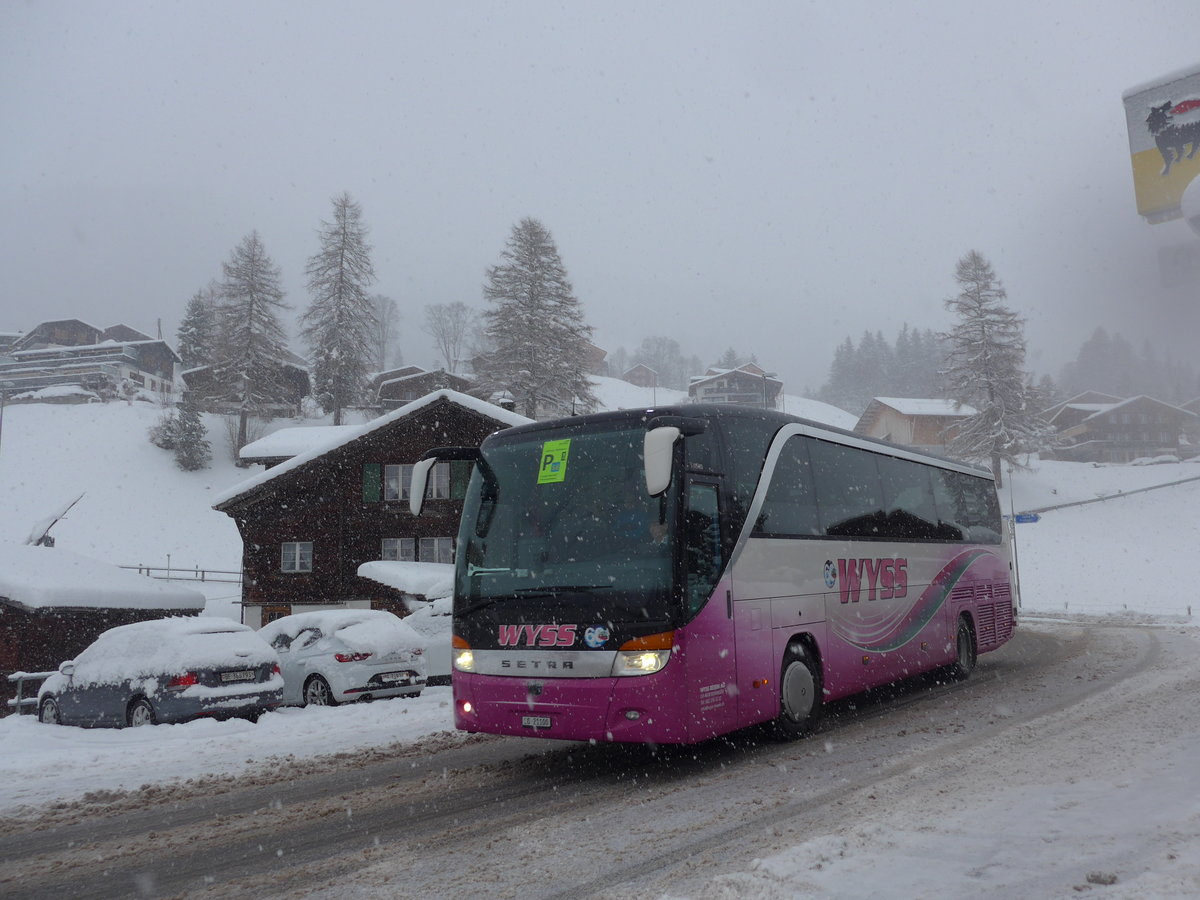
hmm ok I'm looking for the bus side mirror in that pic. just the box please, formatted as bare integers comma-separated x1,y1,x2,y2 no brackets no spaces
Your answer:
644,426,681,496
409,457,439,516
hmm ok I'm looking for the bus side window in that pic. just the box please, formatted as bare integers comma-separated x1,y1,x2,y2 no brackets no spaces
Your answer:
809,439,884,537
755,435,819,536
685,483,722,615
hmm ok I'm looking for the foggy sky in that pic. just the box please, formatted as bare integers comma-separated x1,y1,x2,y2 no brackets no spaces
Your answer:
3,1,1199,396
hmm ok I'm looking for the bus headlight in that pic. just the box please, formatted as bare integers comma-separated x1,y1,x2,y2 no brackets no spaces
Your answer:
452,635,475,673
612,649,671,676
611,631,674,677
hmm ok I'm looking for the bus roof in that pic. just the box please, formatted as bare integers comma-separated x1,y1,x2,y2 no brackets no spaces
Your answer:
488,403,993,479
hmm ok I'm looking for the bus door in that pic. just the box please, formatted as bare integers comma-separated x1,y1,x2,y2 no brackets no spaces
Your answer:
681,479,739,740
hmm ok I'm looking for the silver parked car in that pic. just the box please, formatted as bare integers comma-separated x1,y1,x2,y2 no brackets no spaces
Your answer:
38,617,284,727
258,609,426,706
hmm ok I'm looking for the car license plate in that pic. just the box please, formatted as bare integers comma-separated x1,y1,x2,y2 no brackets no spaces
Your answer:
522,715,551,729
380,672,406,683
220,670,256,683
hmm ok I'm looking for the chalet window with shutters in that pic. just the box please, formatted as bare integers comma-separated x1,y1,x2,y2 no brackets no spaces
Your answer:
381,463,451,501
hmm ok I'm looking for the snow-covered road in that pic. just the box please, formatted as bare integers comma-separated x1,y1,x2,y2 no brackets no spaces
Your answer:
6,620,1198,899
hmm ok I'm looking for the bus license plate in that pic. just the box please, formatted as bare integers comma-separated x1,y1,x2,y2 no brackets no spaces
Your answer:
522,715,551,729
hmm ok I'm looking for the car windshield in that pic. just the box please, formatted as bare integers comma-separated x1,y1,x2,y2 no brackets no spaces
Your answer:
457,424,676,619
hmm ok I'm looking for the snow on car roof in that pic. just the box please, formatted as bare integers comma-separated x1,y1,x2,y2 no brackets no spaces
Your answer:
259,608,426,654
0,543,206,611
69,616,276,681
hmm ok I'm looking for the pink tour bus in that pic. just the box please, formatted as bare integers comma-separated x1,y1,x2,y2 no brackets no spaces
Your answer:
410,404,1017,745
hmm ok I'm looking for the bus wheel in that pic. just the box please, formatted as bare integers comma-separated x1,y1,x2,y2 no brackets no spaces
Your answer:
949,617,977,680
774,644,822,740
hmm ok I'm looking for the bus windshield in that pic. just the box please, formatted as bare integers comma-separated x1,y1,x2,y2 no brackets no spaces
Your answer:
456,423,677,619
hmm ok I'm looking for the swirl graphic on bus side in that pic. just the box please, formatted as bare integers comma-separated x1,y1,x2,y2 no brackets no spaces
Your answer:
832,549,997,652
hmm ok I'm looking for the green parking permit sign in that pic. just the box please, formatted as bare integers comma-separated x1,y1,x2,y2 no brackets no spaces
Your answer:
537,439,571,484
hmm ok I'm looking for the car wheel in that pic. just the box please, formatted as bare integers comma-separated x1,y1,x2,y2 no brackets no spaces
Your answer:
773,642,822,740
304,675,336,707
948,616,977,680
127,697,157,727
38,696,62,725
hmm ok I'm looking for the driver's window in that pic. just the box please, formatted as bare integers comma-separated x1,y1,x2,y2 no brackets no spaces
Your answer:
685,483,722,615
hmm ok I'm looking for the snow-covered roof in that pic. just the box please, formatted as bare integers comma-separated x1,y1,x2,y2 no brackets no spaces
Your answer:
358,560,454,600
690,365,780,388
1082,395,1200,423
213,390,532,507
12,338,178,359
239,425,359,460
0,543,206,612
873,397,977,417
378,369,471,388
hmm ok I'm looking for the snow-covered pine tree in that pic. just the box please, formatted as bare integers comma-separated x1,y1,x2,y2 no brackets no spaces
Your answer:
173,392,211,471
212,230,291,450
476,218,597,418
299,193,378,425
176,283,219,370
423,301,477,372
940,250,1049,485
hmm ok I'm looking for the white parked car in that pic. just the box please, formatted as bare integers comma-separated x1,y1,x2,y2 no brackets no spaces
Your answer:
258,609,427,706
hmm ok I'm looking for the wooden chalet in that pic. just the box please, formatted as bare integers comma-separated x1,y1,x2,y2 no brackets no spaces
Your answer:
621,364,658,389
1045,395,1200,463
213,390,530,627
688,364,783,409
374,367,477,410
854,397,977,454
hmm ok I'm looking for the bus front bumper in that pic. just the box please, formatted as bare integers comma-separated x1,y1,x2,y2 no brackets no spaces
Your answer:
453,670,693,744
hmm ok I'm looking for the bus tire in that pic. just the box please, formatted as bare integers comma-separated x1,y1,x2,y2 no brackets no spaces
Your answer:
773,643,822,740
949,616,977,680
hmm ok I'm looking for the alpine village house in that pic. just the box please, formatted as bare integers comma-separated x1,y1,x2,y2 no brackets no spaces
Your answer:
213,390,529,627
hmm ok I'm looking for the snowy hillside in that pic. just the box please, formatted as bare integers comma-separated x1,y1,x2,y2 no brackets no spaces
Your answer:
0,401,247,571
